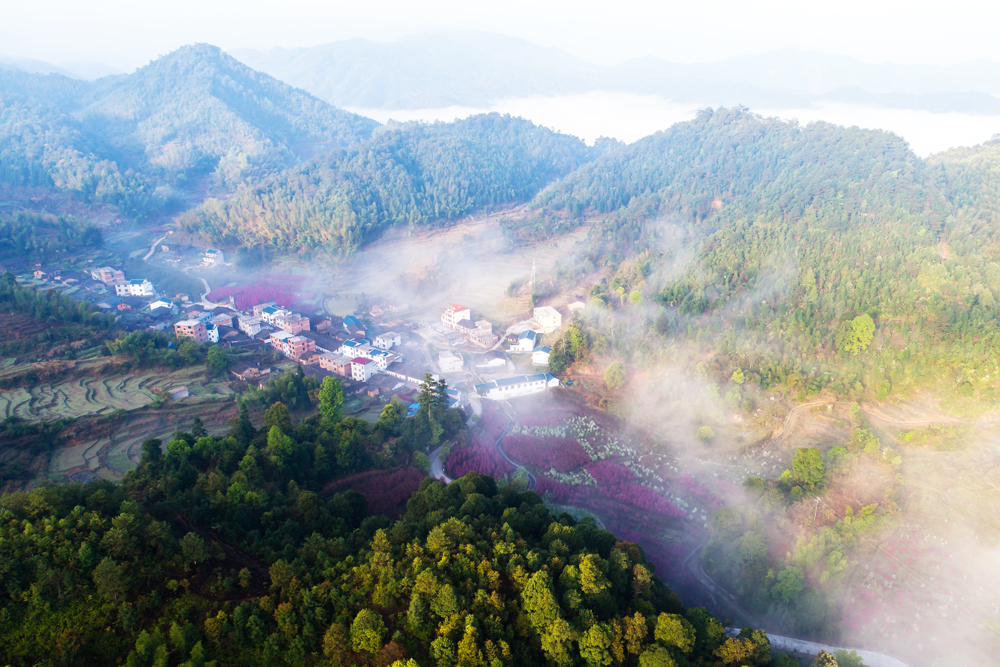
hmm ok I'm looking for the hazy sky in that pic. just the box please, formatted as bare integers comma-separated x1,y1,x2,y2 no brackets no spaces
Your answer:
2,0,998,70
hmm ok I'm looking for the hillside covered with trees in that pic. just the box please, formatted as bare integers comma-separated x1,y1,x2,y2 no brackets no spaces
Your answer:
0,45,377,219
526,108,1000,406
181,113,594,254
0,398,791,667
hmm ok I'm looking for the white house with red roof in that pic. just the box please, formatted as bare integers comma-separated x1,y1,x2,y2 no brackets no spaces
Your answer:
441,304,472,329
351,357,377,382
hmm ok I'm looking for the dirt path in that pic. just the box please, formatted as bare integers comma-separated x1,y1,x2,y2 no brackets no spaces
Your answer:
143,234,169,261
768,400,964,445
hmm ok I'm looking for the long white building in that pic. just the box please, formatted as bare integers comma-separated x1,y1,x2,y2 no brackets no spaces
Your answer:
474,373,559,400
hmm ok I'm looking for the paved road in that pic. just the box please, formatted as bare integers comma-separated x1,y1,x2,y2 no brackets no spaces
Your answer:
492,407,536,490
725,628,912,667
197,277,224,308
428,445,452,484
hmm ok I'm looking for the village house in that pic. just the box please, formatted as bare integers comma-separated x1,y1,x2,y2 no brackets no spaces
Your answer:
238,315,265,336
351,357,377,382
510,329,538,353
230,361,268,382
202,249,225,267
340,338,372,357
259,306,286,326
475,350,508,369
474,373,559,400
296,330,342,354
285,335,316,360
373,331,401,350
386,362,438,386
149,297,176,313
267,330,316,360
438,350,464,373
115,279,155,297
252,302,278,316
370,374,404,394
91,266,125,284
205,323,220,344
366,348,399,371
533,306,562,333
275,311,310,334
149,307,174,322
208,310,237,328
441,304,472,329
469,320,499,348
318,353,352,376
532,345,552,366
311,316,334,332
343,315,366,336
174,319,209,344
269,329,294,352
96,296,123,311
567,295,587,312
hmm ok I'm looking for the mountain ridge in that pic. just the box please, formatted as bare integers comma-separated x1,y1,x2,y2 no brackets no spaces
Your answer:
234,32,1000,115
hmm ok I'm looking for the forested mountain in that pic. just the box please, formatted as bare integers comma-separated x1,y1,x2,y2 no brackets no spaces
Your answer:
0,44,377,219
0,401,771,667
79,44,378,186
181,113,594,254
927,137,1000,255
530,107,1000,402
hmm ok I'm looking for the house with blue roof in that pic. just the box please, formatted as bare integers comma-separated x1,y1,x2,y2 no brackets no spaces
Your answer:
532,345,552,366
343,315,366,336
510,329,538,353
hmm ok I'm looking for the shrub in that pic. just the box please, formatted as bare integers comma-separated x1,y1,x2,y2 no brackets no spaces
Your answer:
604,361,626,390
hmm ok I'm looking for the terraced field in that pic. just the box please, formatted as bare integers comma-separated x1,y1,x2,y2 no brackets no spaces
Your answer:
0,368,231,421
46,398,242,484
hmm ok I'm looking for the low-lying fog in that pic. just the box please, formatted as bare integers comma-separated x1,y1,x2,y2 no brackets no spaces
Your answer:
349,92,1000,156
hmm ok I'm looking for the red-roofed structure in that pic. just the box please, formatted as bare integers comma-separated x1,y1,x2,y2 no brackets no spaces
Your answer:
442,304,472,329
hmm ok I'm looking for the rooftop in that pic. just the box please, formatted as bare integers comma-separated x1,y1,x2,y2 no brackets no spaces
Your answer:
448,303,469,311
494,373,551,388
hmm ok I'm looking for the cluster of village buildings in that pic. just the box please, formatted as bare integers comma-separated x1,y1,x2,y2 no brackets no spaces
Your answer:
19,247,590,406
437,301,584,402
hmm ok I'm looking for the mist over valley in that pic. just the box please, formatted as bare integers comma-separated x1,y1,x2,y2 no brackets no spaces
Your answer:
1,19,999,667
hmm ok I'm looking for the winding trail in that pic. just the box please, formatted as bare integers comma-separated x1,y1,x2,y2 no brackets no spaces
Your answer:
143,234,168,261
768,400,963,445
